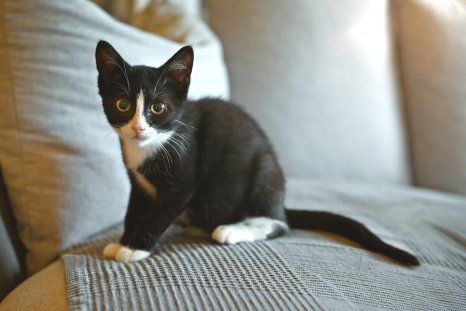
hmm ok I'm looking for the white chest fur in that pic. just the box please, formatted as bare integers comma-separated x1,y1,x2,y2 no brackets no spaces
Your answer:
122,141,158,197
121,131,174,197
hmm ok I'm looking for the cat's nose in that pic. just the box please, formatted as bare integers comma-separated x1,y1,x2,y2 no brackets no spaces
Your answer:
131,125,146,134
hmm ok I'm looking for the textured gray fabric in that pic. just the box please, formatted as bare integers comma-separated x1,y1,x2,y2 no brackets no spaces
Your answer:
0,0,228,274
393,0,466,196
207,0,410,184
65,239,324,310
63,179,466,310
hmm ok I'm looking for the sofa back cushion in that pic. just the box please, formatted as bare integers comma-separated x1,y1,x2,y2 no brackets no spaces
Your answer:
207,0,411,183
394,0,466,196
0,0,228,274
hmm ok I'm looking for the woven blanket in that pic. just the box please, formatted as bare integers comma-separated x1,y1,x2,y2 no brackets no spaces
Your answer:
63,180,466,310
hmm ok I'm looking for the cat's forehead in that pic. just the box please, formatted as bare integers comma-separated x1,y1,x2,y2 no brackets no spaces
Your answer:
127,65,163,99
130,65,159,83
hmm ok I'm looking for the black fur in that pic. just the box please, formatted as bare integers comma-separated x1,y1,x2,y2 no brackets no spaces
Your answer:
95,41,420,266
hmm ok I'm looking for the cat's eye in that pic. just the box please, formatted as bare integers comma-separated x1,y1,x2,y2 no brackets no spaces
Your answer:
151,102,167,115
116,98,130,112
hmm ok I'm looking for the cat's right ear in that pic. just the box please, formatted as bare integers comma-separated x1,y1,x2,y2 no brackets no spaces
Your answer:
95,40,129,80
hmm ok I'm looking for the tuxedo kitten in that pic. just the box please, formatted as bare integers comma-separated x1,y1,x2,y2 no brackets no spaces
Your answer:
95,41,419,266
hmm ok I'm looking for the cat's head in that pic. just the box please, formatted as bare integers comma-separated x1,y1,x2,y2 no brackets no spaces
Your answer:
95,41,193,146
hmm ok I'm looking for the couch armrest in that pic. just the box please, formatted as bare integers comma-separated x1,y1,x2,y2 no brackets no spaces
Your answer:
1,260,66,310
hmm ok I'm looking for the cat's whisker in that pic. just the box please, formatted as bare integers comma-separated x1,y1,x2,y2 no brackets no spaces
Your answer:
173,132,189,145
168,136,188,155
159,144,173,168
153,67,168,96
177,141,189,155
175,139,188,156
122,62,131,93
166,146,174,168
173,131,188,139
167,140,183,164
175,120,197,130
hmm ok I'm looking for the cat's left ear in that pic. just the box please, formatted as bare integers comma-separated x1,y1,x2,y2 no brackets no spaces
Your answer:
95,40,130,81
163,46,194,88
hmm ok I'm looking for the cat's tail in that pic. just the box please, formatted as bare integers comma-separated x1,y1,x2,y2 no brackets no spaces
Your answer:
285,209,420,266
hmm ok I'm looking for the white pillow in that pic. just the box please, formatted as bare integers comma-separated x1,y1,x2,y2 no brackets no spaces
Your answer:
0,0,229,274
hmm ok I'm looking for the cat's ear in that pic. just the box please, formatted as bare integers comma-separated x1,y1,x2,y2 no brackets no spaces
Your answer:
163,46,194,88
95,40,130,81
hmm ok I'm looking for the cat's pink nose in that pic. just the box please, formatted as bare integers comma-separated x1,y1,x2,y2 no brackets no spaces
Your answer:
131,125,146,134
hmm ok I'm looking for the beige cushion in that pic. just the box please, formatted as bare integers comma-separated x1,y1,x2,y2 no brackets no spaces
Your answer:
207,0,411,183
394,0,466,195
0,0,228,274
1,260,67,311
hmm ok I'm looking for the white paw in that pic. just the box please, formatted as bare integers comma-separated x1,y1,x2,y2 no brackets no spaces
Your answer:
212,217,289,245
103,243,122,259
115,246,151,263
102,243,150,262
212,224,255,244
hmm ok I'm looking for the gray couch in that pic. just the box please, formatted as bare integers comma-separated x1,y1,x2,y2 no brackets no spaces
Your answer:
1,0,466,310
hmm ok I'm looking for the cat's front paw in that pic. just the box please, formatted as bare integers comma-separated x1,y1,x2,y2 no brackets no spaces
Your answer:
102,243,151,262
212,225,254,244
103,242,122,259
115,246,151,263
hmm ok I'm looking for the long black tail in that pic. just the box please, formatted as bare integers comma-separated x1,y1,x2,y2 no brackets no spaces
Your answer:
286,209,420,266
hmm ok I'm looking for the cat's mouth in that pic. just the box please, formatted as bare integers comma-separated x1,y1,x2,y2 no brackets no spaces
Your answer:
118,128,173,147
117,129,151,142
132,133,150,141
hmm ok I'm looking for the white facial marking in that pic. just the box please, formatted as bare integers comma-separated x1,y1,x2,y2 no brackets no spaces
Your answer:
119,90,152,141
116,89,174,197
212,217,289,244
133,89,147,128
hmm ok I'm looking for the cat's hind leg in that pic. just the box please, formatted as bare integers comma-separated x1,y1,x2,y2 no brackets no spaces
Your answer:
212,217,288,244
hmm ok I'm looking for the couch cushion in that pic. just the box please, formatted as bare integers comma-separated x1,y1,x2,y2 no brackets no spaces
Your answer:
393,0,466,196
0,167,24,301
0,0,228,274
207,0,411,184
1,260,66,311
60,179,466,310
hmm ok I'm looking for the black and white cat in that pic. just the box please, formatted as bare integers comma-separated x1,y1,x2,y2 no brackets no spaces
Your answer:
95,41,419,266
